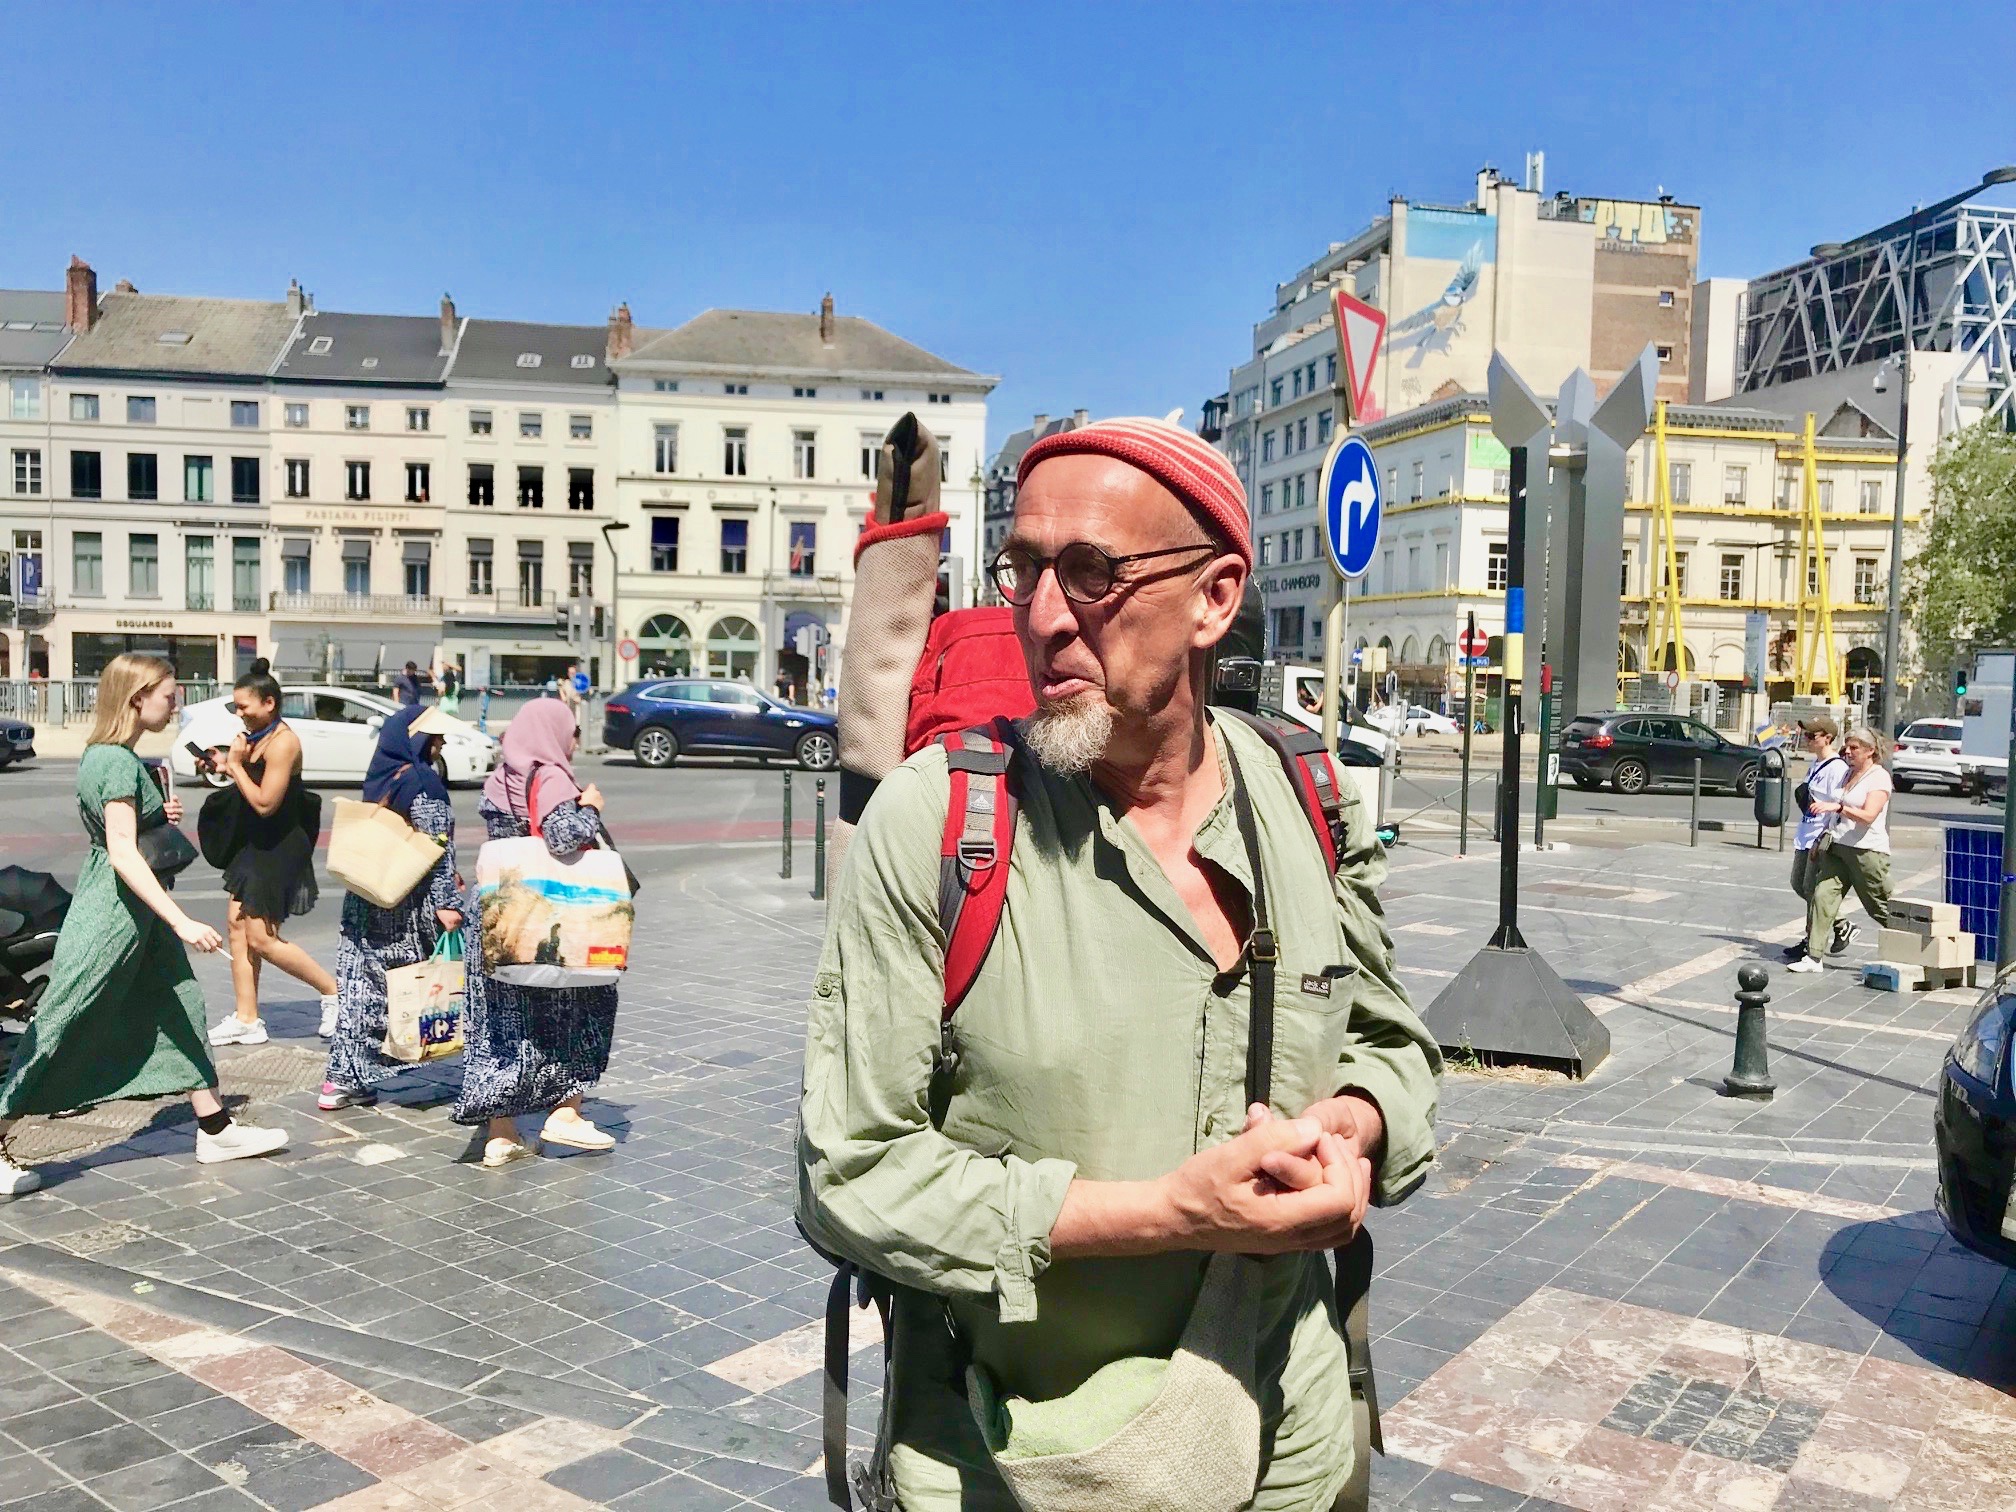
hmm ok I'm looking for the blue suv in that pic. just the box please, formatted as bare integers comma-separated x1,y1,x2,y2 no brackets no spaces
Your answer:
603,678,838,770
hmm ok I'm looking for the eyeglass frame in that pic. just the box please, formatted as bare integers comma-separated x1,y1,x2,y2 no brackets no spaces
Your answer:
987,539,1222,606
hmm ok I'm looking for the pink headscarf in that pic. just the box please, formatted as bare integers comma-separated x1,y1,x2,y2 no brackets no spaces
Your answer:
483,699,583,827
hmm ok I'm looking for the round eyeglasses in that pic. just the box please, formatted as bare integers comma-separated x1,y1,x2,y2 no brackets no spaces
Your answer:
988,541,1217,606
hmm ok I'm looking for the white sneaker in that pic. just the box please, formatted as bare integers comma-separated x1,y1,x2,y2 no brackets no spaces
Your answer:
208,1017,268,1047
0,1153,41,1196
1785,955,1824,974
318,996,339,1039
538,1111,616,1152
482,1136,535,1168
195,1121,288,1164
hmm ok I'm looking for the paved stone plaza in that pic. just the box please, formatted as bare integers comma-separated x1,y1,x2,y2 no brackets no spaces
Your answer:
1,774,2012,1511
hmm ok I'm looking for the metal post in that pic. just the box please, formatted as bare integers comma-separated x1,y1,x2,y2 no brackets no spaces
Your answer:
1690,755,1703,847
813,777,827,902
1880,204,1920,734
1777,768,1788,852
1533,671,1550,852
1459,611,1476,856
1723,964,1776,1099
2000,704,2016,972
1321,589,1344,753
1492,445,1528,948
780,771,794,880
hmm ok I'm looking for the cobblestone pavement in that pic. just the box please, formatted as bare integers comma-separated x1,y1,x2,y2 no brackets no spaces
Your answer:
2,801,2012,1510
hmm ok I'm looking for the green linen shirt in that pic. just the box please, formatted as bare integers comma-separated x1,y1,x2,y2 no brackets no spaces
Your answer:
797,713,1441,1511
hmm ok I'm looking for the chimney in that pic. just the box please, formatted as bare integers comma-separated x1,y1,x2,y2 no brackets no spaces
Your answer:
819,292,835,344
1031,413,1049,437
440,293,459,356
286,279,308,318
113,278,137,294
606,302,634,362
65,256,99,334
1072,409,1089,427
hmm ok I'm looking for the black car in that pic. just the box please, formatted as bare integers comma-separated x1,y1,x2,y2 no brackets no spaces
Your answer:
1558,713,1761,797
1936,975,2016,1266
0,721,32,769
603,677,838,770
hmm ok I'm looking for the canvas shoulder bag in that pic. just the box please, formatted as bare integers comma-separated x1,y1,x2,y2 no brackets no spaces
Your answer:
327,774,447,909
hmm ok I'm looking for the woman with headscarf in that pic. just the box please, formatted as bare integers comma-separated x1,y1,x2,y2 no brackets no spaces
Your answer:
453,699,616,1167
319,705,464,1110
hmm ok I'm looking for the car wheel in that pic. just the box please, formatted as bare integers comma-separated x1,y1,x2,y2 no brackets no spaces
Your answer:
796,730,838,771
202,766,232,790
433,755,451,786
635,727,679,769
1894,775,1915,793
1612,759,1649,796
1736,764,1760,798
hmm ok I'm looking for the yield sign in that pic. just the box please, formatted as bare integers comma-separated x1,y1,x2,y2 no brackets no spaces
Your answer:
1332,290,1386,425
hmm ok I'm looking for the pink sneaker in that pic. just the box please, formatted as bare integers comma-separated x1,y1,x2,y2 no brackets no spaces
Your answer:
317,1082,377,1111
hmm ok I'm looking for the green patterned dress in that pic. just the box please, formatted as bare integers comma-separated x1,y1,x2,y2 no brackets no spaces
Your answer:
0,744,217,1117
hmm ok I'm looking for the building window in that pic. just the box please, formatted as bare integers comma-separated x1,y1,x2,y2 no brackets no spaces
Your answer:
127,395,157,424
650,516,680,571
71,451,102,499
284,402,308,428
1491,467,1510,497
1291,370,1303,399
1260,483,1273,515
1270,378,1283,406
468,464,494,508
405,546,431,599
1719,554,1744,602
1659,290,1676,308
230,457,259,504
519,412,542,439
11,449,41,496
654,424,679,474
569,413,593,440
1486,542,1509,591
1317,411,1333,445
1297,418,1309,452
1621,550,1633,595
517,466,544,509
1854,556,1880,603
345,404,370,430
1817,479,1834,512
720,518,749,573
723,382,748,396
469,409,493,436
1261,431,1276,463
518,547,544,607
568,548,593,599
723,428,748,476
1656,345,1674,362
182,454,217,504
1668,461,1691,503
1411,460,1424,503
405,462,431,502
1663,551,1690,596
406,406,430,432
515,353,541,369
1807,555,1821,596
860,388,883,401
71,393,99,422
1271,606,1306,653
1258,536,1274,567
467,544,493,597
129,533,159,597
1296,474,1308,509
793,386,818,399
231,400,260,428
187,537,215,610
1325,354,1337,387
567,468,594,510
232,538,260,610
280,459,307,499
281,541,308,596
344,460,370,501
128,453,158,502
793,430,817,479
653,379,680,393
927,392,952,405
73,532,103,595
1723,465,1747,506
788,521,817,577
1860,480,1883,515
344,543,371,597
8,378,39,420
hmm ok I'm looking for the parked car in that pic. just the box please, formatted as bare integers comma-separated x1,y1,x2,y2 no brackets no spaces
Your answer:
1893,718,1965,794
604,678,838,770
1936,974,2016,1266
172,685,500,787
1558,713,1762,797
0,721,33,769
1368,703,1461,738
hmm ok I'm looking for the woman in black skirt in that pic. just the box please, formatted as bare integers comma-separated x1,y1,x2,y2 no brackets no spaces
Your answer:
200,660,339,1046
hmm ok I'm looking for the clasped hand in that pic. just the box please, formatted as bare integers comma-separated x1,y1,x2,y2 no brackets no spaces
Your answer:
1160,1102,1374,1254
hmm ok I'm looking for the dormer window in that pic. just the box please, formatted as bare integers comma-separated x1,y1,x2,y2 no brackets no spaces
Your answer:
308,336,333,355
570,355,595,369
516,353,542,368
360,357,379,369
156,331,192,346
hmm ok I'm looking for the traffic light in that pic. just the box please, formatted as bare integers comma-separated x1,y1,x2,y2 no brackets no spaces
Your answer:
1956,665,1970,699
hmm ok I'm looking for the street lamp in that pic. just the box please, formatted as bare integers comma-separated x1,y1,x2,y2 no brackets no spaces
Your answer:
598,520,630,691
1810,165,2016,731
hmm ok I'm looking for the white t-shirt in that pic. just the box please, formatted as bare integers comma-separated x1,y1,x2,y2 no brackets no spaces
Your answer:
1795,753,1849,850
1828,763,1894,853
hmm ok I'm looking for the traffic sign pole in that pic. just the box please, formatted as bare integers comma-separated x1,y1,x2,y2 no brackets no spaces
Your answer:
1496,444,1528,947
1321,588,1344,753
1318,433,1382,754
1460,610,1477,857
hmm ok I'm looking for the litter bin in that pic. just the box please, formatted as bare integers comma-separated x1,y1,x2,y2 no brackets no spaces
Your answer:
1754,747,1787,829
1944,823,2002,962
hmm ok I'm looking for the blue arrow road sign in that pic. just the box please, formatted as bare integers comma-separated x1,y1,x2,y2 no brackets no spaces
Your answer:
1320,434,1381,580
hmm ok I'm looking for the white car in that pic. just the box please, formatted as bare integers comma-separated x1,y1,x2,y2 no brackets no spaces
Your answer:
171,685,500,788
1893,718,1965,793
1368,703,1461,738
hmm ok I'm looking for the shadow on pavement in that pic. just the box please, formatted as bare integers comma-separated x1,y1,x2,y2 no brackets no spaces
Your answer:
1818,1213,2016,1387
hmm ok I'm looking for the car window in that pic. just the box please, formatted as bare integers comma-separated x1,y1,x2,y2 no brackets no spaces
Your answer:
1906,721,1959,741
1685,722,1722,749
1564,717,1605,738
1609,719,1643,739
281,692,312,720
713,684,764,708
640,682,687,703
324,697,378,726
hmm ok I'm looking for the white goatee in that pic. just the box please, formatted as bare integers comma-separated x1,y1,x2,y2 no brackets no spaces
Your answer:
1021,694,1115,776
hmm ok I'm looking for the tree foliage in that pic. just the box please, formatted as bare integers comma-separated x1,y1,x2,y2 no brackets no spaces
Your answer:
1903,419,2016,684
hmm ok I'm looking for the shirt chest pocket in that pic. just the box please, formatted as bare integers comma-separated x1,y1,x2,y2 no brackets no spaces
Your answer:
1265,948,1357,1114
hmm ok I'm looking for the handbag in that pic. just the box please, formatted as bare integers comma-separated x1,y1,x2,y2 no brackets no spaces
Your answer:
475,773,633,987
138,821,199,881
382,931,465,1063
197,785,249,868
328,790,446,908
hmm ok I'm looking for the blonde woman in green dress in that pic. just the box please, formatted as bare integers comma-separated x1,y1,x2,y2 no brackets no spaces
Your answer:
0,654,289,1195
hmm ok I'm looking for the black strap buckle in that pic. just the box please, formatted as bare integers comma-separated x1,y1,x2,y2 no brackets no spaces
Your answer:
935,1020,962,1080
1251,927,1278,964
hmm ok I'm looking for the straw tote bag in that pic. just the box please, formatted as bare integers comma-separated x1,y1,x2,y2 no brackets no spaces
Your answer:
327,789,446,909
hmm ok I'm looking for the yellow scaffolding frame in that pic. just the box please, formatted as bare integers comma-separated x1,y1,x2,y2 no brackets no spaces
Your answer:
1647,399,1687,675
1791,412,1845,703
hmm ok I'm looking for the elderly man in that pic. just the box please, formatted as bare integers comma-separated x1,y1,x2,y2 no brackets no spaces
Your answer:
798,418,1440,1511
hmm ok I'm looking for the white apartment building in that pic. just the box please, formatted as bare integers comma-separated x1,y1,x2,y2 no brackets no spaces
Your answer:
607,297,993,696
0,284,66,677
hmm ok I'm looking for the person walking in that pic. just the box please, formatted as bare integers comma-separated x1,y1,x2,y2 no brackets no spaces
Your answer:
453,699,618,1167
319,706,463,1111
436,660,462,717
202,660,340,1045
394,661,427,707
1784,715,1855,963
0,655,287,1194
1788,724,1895,974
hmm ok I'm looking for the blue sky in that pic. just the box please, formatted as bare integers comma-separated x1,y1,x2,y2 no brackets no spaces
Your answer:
8,2,2013,449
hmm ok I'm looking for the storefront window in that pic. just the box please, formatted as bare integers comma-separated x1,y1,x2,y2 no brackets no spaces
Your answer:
637,612,693,675
705,615,759,679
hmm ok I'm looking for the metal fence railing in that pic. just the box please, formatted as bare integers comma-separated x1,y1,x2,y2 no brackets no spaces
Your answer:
0,679,225,726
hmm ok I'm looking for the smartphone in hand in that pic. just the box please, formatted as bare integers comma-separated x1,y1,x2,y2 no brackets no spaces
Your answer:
185,741,214,773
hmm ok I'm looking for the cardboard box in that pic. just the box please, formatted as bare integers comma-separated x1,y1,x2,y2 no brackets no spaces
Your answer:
1891,898,1962,932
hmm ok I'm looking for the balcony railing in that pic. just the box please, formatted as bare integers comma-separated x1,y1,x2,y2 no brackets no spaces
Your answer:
268,591,442,617
444,589,561,615
762,567,845,601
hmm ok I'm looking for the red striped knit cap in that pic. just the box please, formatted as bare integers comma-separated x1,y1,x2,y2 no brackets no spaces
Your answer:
1017,416,1252,565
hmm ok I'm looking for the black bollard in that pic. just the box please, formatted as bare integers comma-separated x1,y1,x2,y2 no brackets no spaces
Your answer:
1723,963,1775,1100
813,777,827,902
780,770,793,880
1689,755,1702,848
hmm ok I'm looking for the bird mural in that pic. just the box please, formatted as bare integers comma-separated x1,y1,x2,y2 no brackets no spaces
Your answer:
1388,240,1485,369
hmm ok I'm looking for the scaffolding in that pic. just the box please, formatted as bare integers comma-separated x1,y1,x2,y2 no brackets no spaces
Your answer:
1790,412,1845,703
1646,399,1687,674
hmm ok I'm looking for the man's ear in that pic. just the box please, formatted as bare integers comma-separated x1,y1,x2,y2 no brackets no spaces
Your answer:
1194,556,1248,649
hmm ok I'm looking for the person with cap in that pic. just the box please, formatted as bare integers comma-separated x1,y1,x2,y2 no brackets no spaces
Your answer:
797,416,1440,1511
1788,724,1894,973
1785,714,1857,962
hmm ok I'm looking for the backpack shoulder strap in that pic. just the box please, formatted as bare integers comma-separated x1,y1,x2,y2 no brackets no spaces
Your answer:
1222,708,1347,873
934,716,1020,1017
